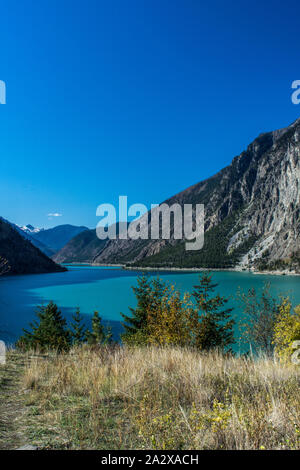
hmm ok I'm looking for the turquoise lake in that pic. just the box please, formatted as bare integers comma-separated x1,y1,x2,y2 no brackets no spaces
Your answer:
0,265,299,349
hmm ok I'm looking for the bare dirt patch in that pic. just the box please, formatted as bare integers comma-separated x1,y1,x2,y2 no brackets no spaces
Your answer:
0,352,32,450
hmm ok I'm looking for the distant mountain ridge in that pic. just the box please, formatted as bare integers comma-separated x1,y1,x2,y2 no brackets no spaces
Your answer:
0,218,66,275
53,229,107,263
53,223,127,264
30,224,89,253
54,118,300,271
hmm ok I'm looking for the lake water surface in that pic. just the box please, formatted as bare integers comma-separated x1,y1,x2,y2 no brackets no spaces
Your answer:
1,265,299,348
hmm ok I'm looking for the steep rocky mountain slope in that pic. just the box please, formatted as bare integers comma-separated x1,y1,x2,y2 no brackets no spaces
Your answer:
0,219,66,275
56,118,300,270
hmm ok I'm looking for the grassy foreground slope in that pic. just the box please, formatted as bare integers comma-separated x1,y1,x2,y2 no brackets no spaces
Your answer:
21,346,300,450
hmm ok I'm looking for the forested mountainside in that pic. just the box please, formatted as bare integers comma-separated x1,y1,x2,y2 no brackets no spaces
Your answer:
0,218,66,275
0,217,54,257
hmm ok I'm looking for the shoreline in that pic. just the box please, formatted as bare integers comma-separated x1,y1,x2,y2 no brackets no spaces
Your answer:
64,262,300,276
124,266,300,276
64,262,124,268
251,269,300,277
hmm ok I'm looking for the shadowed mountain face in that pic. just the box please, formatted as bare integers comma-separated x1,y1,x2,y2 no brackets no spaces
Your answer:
53,229,107,264
55,118,300,270
53,223,128,264
0,219,67,275
0,218,55,257
31,225,89,253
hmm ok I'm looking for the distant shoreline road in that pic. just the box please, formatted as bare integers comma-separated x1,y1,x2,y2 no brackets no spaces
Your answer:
63,262,300,276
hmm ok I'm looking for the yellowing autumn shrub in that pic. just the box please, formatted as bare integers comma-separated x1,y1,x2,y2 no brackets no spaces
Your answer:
273,299,300,362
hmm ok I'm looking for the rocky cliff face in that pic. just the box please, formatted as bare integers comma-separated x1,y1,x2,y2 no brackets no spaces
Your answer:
0,218,67,275
56,118,300,270
233,119,300,267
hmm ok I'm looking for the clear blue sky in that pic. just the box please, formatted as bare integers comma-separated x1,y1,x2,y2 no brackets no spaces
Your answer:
0,0,299,229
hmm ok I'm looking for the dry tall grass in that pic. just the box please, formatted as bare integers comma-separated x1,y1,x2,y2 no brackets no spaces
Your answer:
23,346,300,450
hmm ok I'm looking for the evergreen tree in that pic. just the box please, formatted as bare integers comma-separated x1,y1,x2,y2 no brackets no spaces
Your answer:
150,276,167,310
17,301,71,352
104,325,113,345
190,274,235,351
121,275,167,344
87,311,113,345
70,308,87,345
121,274,151,341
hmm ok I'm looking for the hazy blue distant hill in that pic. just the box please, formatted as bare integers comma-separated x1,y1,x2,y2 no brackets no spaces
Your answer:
31,224,89,253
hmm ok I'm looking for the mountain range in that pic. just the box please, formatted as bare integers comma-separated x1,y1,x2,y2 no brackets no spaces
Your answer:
2,118,299,275
17,224,89,256
19,224,43,234
27,224,89,253
54,118,300,272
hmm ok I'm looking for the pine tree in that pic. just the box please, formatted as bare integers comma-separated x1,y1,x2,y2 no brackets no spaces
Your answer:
17,301,71,352
121,275,166,344
190,274,235,351
150,276,167,310
87,311,113,345
104,325,113,345
121,274,151,341
70,308,87,345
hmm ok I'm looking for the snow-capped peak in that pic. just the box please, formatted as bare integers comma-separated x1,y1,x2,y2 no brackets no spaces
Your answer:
19,224,44,234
